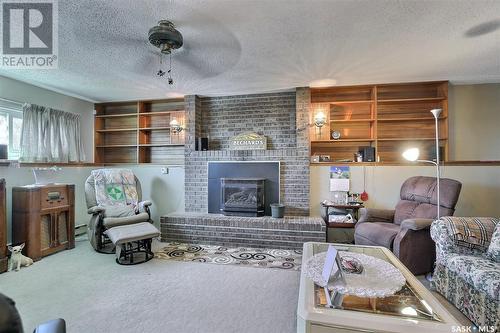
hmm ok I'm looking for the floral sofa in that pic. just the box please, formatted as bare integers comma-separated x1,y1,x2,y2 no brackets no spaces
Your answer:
430,217,499,329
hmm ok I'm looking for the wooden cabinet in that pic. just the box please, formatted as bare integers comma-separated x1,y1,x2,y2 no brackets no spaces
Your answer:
0,179,7,273
94,98,185,165
310,81,449,164
12,184,75,261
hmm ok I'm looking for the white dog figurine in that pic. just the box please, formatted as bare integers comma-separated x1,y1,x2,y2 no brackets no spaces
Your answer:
8,243,33,272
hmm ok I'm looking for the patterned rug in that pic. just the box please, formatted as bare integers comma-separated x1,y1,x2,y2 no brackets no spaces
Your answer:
154,242,302,271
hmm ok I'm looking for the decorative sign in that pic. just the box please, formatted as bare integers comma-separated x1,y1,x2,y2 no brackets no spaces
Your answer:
229,132,267,150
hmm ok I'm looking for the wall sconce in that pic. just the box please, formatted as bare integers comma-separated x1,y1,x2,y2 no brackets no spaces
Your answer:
314,111,326,136
169,118,183,134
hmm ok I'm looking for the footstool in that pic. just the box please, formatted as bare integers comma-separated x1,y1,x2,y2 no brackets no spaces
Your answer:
104,222,160,265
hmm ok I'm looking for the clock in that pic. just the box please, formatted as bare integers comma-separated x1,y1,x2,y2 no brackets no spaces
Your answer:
331,130,341,140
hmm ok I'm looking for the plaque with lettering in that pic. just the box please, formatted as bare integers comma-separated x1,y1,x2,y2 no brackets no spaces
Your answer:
229,132,267,150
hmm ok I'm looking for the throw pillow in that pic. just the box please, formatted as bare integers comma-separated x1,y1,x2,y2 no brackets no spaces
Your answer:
443,216,498,251
486,223,500,263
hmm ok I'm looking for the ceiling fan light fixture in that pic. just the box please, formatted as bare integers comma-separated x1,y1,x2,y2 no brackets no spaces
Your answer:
148,20,183,54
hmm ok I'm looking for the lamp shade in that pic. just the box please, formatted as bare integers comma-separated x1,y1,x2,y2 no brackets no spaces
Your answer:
402,148,420,162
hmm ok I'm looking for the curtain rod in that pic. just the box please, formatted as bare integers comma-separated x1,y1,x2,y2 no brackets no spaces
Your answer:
0,97,23,106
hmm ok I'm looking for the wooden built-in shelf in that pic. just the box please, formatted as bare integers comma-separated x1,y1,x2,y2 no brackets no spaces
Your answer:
330,119,375,123
138,111,183,116
377,138,448,141
96,128,137,132
96,144,137,148
95,113,137,118
312,139,375,143
94,98,185,164
138,143,184,147
377,97,446,103
139,127,171,131
310,81,449,163
329,100,373,105
377,117,447,122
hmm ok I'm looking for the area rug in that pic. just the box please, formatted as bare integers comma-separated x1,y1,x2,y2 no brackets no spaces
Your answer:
155,242,302,271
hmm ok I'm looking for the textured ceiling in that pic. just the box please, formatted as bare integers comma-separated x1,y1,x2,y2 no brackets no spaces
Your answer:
1,0,500,102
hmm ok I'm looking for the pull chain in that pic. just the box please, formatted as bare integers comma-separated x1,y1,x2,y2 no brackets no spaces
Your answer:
156,53,165,77
167,53,173,85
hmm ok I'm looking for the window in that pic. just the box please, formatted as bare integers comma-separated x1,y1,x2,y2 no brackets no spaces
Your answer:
0,100,23,160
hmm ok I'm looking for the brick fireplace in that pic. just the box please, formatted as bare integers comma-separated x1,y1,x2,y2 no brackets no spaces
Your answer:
183,88,311,216
160,88,326,248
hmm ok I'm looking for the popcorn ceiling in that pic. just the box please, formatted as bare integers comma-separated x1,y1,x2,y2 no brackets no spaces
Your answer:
1,0,498,102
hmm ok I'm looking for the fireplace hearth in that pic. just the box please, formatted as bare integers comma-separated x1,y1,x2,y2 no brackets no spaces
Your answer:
221,178,265,217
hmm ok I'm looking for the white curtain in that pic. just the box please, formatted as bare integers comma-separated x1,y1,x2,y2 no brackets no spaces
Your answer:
19,103,86,163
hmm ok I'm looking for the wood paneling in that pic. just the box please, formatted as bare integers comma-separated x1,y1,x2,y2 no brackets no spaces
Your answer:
100,147,137,164
377,100,444,119
330,121,373,140
311,86,373,103
377,83,446,100
139,146,185,164
377,140,445,163
103,131,137,146
330,103,373,120
102,116,137,130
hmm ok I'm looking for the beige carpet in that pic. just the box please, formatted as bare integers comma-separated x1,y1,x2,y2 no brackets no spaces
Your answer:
0,237,300,333
0,237,471,332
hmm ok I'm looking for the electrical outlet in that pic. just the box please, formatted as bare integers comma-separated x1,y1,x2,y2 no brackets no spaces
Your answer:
161,167,169,174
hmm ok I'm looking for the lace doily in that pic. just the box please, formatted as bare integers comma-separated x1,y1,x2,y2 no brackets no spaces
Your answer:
304,251,406,298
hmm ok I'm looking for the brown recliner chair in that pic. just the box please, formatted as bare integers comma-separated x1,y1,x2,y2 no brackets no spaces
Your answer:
354,176,462,275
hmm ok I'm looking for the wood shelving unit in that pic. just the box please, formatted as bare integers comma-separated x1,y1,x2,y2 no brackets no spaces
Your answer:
310,81,448,164
94,98,185,165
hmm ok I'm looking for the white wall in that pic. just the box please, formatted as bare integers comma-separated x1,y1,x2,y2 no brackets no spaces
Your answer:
310,165,500,218
0,165,185,243
0,75,94,161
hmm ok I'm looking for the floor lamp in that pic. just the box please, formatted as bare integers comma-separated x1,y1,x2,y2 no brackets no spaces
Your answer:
402,109,442,280
402,109,442,218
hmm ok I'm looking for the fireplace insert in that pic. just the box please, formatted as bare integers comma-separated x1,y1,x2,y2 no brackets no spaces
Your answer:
220,178,265,217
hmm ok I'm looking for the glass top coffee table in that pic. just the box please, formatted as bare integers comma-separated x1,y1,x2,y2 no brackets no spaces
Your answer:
297,242,459,333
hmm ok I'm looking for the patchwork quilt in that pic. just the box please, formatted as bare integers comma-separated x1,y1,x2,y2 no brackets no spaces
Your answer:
91,169,138,207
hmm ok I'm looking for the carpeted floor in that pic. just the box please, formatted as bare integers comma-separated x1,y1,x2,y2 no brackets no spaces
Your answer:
0,237,471,333
0,237,300,333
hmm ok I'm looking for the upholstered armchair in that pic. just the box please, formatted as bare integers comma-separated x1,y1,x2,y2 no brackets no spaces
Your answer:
354,176,462,275
85,169,153,253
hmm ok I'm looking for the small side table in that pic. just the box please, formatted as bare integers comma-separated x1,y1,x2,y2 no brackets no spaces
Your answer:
320,203,364,244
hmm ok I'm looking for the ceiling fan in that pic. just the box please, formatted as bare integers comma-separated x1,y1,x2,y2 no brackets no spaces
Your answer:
148,20,183,85
70,1,242,85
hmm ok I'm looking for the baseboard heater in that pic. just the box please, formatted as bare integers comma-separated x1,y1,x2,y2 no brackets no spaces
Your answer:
75,224,87,236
